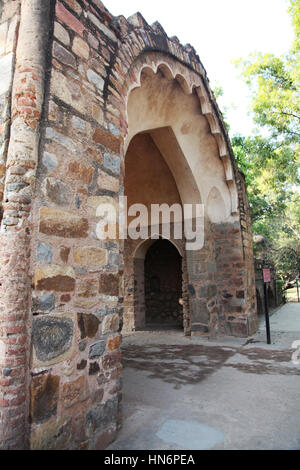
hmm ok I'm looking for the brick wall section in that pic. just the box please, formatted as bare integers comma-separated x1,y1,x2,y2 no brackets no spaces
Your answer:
0,0,51,449
0,231,30,449
0,0,21,220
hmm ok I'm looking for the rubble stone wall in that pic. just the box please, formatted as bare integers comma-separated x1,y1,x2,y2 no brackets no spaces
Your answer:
0,0,258,450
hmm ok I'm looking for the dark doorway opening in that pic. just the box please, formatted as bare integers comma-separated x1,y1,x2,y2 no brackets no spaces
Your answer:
144,239,183,329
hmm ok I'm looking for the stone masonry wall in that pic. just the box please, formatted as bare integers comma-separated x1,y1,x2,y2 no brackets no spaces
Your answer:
29,0,123,450
213,170,258,338
186,218,219,337
0,0,50,450
0,0,258,450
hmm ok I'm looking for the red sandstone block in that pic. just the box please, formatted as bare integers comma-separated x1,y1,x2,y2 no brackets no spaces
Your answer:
56,2,85,36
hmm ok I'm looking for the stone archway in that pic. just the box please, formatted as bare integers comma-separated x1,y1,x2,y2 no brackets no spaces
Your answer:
121,61,258,338
122,125,191,334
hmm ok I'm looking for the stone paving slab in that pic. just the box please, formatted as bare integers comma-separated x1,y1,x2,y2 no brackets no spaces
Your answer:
109,304,300,450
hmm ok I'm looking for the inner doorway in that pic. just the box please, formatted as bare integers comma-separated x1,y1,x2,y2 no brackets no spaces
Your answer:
144,239,183,329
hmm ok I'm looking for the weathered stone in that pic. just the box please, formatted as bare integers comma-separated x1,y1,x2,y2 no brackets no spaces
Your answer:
68,161,94,184
72,115,87,133
102,352,122,371
79,340,87,352
89,341,106,359
94,428,117,450
88,32,99,50
50,69,85,114
77,313,100,339
54,21,70,46
39,207,89,238
73,414,87,444
61,376,86,408
99,274,119,297
93,128,120,154
53,41,76,68
73,247,107,266
45,127,76,153
108,251,119,267
103,153,120,174
56,1,85,36
32,316,74,362
97,168,119,193
78,279,98,298
91,388,104,404
32,293,55,313
190,299,210,324
86,396,118,437
87,69,104,91
199,284,217,299
37,243,53,263
64,0,82,16
107,335,121,351
34,265,75,292
41,177,72,206
74,298,100,309
72,36,89,59
87,11,117,42
30,374,60,423
42,151,58,171
102,314,119,335
92,103,104,124
30,417,72,450
87,195,119,217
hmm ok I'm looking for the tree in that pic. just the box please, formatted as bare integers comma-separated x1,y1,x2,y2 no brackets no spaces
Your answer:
233,0,300,279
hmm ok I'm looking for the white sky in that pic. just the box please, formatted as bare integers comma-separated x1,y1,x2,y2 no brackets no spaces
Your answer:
106,0,294,136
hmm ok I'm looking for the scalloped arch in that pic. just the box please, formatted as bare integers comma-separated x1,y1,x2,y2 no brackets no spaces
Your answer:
114,52,239,216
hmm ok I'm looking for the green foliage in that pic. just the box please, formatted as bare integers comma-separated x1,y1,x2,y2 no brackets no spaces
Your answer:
233,0,300,279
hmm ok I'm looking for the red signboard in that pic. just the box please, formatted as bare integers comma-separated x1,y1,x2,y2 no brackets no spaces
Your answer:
263,269,271,283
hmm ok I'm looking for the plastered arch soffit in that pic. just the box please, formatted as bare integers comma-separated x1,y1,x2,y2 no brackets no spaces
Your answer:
133,235,184,260
107,13,240,216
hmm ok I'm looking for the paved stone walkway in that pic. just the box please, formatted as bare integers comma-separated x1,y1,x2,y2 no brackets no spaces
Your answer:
108,303,300,450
